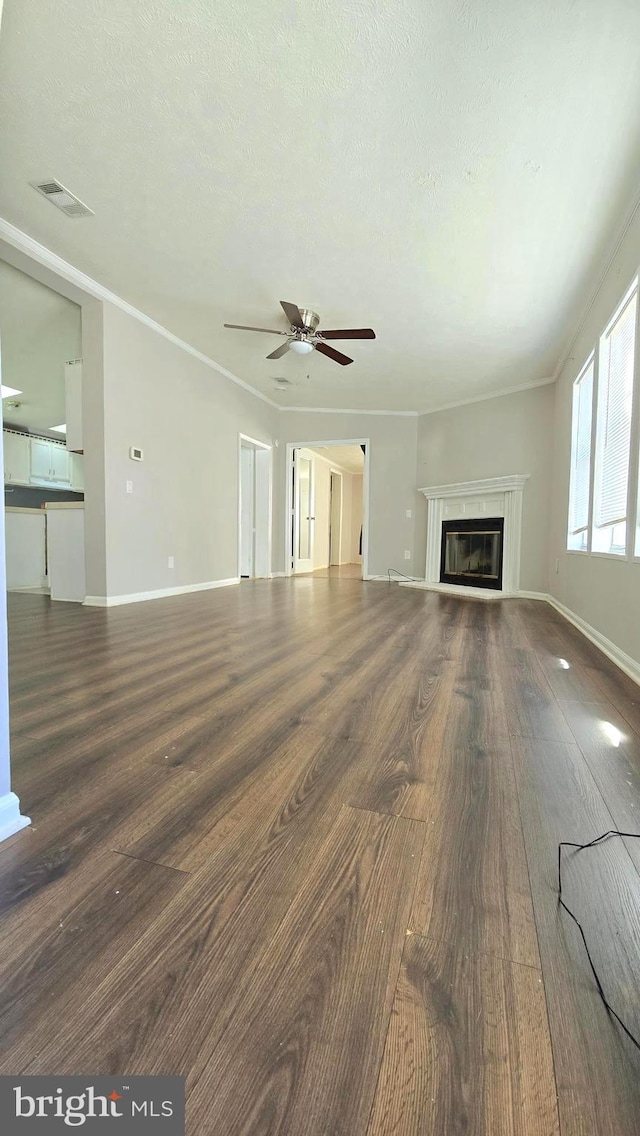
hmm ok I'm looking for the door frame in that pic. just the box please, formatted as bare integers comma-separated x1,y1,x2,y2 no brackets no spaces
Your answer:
292,447,316,574
329,469,343,566
284,439,370,578
238,433,273,579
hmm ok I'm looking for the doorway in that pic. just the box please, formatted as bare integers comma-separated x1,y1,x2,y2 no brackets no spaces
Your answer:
286,441,368,578
238,434,272,579
329,471,342,565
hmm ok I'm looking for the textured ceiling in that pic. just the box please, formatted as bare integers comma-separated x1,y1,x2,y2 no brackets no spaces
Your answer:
1,0,640,412
308,446,364,474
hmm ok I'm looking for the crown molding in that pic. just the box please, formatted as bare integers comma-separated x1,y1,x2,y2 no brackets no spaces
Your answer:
280,405,418,416
0,217,280,410
416,376,555,417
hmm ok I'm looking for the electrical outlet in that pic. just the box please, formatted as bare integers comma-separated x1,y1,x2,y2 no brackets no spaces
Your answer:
168,556,175,569
405,509,412,519
126,480,133,494
404,550,411,560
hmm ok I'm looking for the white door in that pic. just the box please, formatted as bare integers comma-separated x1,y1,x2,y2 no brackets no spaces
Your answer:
293,450,314,573
240,444,255,577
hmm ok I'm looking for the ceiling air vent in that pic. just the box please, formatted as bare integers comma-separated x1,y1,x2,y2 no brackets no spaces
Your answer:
273,377,292,389
30,178,94,218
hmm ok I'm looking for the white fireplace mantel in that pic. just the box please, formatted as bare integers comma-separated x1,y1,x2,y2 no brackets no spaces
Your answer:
404,474,530,599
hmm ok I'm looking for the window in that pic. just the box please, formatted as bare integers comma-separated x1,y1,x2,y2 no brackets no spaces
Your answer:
567,357,594,551
592,284,637,555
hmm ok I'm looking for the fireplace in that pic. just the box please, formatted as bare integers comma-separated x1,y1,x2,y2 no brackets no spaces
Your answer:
440,518,504,590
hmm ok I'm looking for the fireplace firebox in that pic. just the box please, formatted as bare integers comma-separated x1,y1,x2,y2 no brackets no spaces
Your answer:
440,517,504,590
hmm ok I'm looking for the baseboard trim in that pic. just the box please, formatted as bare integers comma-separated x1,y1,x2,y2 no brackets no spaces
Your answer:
543,593,640,688
0,791,30,844
84,577,240,608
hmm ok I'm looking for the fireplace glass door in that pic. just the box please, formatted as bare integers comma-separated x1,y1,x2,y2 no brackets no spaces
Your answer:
440,518,504,590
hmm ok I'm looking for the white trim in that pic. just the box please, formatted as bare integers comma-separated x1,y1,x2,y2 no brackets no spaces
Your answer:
0,791,30,844
239,433,272,451
0,218,279,409
544,594,640,688
416,377,555,417
84,577,239,607
285,439,370,579
400,580,509,599
419,475,529,596
280,407,418,417
419,475,530,500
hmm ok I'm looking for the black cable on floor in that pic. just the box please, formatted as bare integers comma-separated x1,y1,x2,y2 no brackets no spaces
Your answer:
558,829,640,1052
386,568,416,582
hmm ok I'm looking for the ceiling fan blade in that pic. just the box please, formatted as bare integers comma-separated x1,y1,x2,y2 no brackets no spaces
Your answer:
280,301,304,329
318,328,376,340
315,343,353,366
266,341,291,360
224,323,289,335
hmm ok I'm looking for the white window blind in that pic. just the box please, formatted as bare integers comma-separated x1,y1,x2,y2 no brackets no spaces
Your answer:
594,288,637,529
568,361,593,536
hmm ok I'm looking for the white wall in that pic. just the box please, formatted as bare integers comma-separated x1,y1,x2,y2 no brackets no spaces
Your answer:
416,384,554,592
277,413,419,578
549,203,640,668
4,508,46,589
84,301,277,601
0,260,81,434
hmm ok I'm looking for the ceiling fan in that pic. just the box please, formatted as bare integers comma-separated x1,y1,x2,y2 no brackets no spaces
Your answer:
224,301,375,366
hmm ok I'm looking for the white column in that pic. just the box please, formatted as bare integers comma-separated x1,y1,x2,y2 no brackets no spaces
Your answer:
0,340,30,842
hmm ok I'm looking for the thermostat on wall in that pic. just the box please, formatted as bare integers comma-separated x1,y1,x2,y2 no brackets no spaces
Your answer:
129,446,144,461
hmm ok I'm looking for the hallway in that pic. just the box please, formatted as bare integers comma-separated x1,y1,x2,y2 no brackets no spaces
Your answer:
1,581,639,1134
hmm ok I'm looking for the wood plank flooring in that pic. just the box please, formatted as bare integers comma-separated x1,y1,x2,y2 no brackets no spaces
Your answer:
1,580,640,1134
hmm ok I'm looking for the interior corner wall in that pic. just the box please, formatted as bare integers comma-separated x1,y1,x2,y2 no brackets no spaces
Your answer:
416,384,554,593
81,301,108,598
276,412,419,578
549,203,640,668
99,302,277,599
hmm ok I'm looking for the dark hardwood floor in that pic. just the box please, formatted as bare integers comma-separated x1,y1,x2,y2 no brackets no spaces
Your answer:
1,580,640,1134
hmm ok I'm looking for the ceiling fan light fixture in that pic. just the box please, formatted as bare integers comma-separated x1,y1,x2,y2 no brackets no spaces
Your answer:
289,340,314,355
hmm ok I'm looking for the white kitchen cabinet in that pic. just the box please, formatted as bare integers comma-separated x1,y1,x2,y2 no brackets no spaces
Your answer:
3,431,31,485
29,438,52,482
50,444,70,483
29,437,71,486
